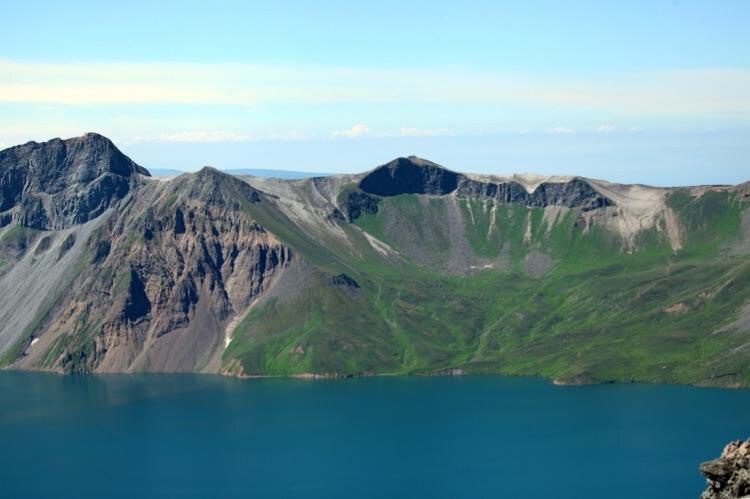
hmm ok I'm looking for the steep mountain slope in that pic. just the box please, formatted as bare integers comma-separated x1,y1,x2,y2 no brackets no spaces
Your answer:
1,134,749,386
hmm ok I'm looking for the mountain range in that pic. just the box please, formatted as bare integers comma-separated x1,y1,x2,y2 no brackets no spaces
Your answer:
1,133,749,386
148,167,329,179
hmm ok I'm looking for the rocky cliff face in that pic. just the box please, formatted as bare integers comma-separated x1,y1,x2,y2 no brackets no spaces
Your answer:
21,168,292,373
0,133,149,230
0,137,294,374
359,156,459,196
456,176,613,211
700,439,750,499
357,155,613,211
340,191,380,221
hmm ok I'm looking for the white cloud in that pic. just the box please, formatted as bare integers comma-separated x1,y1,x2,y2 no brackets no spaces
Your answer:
154,131,255,143
399,127,451,137
0,60,748,119
332,124,370,138
270,130,308,141
597,124,616,132
122,130,311,144
549,126,575,134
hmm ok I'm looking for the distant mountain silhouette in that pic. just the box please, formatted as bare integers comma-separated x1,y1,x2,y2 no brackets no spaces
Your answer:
149,167,329,179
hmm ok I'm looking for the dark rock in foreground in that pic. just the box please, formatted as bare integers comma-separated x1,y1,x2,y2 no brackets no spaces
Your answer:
700,439,750,498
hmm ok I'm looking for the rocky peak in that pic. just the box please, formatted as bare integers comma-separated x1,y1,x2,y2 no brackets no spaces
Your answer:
356,156,612,211
1,133,150,185
359,156,460,196
67,132,150,177
170,166,263,206
0,133,150,230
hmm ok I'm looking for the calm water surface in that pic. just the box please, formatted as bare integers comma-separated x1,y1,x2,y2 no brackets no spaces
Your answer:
1,372,748,498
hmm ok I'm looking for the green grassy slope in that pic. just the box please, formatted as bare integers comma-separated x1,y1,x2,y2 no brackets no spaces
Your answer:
221,188,750,386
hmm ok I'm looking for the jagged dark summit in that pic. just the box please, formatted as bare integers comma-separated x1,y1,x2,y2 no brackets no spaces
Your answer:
0,133,149,230
357,155,612,212
359,156,460,196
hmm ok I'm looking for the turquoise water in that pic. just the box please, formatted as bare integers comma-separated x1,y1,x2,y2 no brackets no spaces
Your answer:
1,373,748,498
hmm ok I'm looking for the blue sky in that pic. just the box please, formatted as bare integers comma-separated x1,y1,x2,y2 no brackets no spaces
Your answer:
1,0,749,184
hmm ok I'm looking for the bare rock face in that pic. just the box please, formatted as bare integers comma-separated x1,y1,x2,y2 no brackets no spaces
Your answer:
456,176,613,211
18,167,292,374
93,170,287,373
0,136,297,375
0,133,149,230
341,191,380,221
359,156,459,196
700,439,750,499
358,155,612,211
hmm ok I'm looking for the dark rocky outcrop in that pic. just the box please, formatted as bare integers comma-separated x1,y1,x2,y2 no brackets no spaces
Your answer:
120,269,152,323
359,156,613,211
91,239,111,264
60,340,99,375
57,233,76,260
0,133,150,230
327,208,346,223
341,191,380,222
359,156,459,196
330,273,359,288
173,208,186,234
457,176,613,211
34,235,53,255
700,439,750,498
